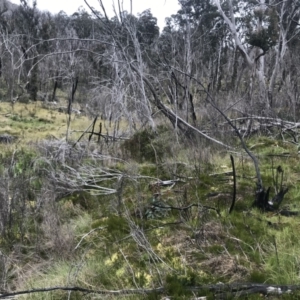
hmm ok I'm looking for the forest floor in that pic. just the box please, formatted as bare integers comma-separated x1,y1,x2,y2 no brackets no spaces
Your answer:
0,100,300,300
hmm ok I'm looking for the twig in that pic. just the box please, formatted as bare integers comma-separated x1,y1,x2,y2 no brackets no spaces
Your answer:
273,235,280,267
152,203,220,216
74,226,107,250
119,248,139,289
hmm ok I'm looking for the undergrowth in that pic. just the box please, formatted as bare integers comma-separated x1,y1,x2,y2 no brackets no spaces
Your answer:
0,106,299,299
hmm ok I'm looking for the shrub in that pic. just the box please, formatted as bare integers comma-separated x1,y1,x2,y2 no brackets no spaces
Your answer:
122,126,172,163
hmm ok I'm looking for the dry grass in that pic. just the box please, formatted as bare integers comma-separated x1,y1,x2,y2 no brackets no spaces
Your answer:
0,101,128,144
0,101,299,299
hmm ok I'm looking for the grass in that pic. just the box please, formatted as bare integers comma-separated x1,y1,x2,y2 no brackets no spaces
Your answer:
1,100,300,299
0,99,127,145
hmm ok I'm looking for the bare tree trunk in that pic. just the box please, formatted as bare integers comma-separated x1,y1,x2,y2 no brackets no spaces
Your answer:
214,0,268,108
52,79,58,102
66,76,78,141
268,1,290,108
183,20,196,124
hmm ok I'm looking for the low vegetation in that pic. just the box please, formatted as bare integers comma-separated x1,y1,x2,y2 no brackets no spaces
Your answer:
0,0,299,298
0,100,299,299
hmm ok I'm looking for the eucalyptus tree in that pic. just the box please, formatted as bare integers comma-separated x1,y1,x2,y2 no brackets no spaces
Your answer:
155,0,231,124
34,11,58,95
175,0,225,91
214,0,300,110
136,9,159,48
0,30,22,102
10,0,41,100
71,7,95,39
270,0,300,115
0,1,22,101
80,3,161,131
79,0,232,147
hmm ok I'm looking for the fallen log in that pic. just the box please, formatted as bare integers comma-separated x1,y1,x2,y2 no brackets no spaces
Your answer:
1,283,300,299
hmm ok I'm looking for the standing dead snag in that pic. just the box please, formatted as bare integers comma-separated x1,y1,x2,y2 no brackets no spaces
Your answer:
229,155,236,214
269,188,289,210
227,158,290,213
252,165,289,213
253,187,271,211
66,76,79,141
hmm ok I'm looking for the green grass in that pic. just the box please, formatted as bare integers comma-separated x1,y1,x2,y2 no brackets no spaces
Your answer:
1,102,300,299
0,99,126,144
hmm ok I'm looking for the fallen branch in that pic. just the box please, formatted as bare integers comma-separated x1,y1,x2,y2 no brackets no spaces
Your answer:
152,202,221,216
0,286,163,298
2,283,300,298
150,179,186,186
228,114,300,139
209,171,233,177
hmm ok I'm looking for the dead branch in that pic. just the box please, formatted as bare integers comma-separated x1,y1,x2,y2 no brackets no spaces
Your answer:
230,114,299,127
130,64,233,149
89,116,98,142
228,113,300,139
72,130,128,141
72,117,99,148
209,171,233,177
2,283,300,298
0,286,163,298
152,202,220,216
